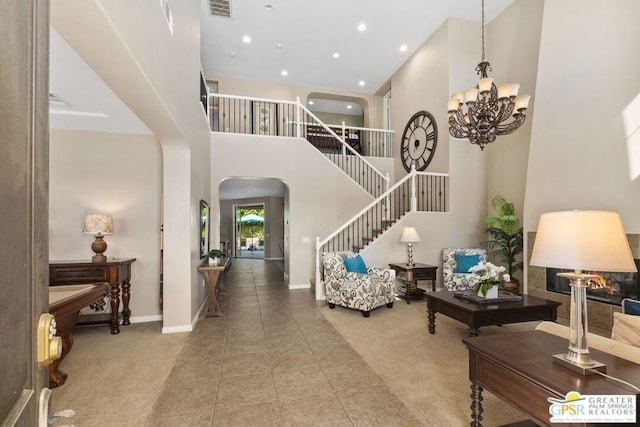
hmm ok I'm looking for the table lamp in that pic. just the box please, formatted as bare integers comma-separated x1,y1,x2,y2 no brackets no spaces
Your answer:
400,227,421,266
83,214,114,262
530,210,636,375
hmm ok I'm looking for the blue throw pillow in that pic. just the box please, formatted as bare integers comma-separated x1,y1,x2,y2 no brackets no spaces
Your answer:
343,254,368,274
622,298,640,316
454,254,481,273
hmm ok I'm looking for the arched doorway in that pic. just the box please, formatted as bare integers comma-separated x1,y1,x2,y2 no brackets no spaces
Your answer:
218,177,289,276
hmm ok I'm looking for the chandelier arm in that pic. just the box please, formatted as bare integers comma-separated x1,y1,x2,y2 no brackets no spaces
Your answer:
496,115,526,135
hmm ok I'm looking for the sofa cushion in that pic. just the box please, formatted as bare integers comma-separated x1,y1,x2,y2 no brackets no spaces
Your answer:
453,254,480,273
612,312,640,348
343,254,367,274
622,298,640,316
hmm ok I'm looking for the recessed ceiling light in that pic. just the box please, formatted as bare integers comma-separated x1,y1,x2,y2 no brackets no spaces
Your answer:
358,23,366,32
281,70,288,76
308,101,314,105
346,105,353,109
332,52,340,59
242,35,251,44
400,44,408,52
276,42,283,49
229,52,236,58
359,81,365,86
264,4,273,12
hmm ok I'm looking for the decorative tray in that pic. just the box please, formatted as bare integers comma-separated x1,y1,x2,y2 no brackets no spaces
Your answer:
453,290,523,304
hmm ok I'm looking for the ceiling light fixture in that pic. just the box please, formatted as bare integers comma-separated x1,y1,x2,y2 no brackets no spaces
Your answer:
242,35,251,44
400,44,408,52
308,101,314,105
229,52,236,57
276,43,283,49
447,0,530,150
358,81,365,87
264,4,273,12
346,105,353,110
358,23,366,32
281,70,288,76
332,52,340,59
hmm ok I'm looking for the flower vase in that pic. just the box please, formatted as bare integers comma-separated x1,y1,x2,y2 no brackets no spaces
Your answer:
208,257,219,266
478,285,499,299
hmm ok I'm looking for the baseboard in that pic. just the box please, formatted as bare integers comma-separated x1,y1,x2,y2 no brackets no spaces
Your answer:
289,283,311,290
190,296,209,330
162,324,193,334
264,257,284,260
129,314,162,324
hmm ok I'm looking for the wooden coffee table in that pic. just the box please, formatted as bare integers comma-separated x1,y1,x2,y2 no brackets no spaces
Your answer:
426,291,560,336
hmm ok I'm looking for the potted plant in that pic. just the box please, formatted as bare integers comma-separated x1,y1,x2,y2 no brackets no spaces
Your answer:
482,195,523,291
470,262,507,298
206,249,225,265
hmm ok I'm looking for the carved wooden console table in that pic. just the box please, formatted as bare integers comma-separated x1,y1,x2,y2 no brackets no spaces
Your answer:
49,258,137,334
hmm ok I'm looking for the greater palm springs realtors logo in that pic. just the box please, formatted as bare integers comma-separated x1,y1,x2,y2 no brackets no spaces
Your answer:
548,391,636,423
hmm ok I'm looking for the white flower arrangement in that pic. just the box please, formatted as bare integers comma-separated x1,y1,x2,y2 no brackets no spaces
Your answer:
470,262,508,297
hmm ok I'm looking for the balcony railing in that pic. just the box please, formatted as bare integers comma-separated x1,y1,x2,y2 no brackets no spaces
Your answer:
208,94,392,198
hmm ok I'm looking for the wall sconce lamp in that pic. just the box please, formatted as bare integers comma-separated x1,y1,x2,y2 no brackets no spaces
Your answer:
530,210,636,375
83,214,114,263
400,227,421,266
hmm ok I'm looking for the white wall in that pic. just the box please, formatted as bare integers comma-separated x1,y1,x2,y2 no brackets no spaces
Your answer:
524,0,640,235
49,130,162,320
211,134,373,286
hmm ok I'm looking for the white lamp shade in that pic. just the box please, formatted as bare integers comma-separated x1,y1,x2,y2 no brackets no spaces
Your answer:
83,214,114,235
400,227,421,243
530,210,636,272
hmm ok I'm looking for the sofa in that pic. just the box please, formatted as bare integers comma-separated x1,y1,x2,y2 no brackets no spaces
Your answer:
322,251,396,317
536,312,640,364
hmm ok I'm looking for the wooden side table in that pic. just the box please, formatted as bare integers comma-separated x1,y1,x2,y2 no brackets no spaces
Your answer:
49,258,137,334
388,262,438,303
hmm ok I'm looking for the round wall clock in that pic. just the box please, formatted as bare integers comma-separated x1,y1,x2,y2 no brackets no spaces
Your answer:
400,110,438,172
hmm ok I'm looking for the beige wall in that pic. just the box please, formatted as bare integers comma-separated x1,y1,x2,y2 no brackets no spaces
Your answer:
51,0,212,331
49,130,162,321
211,133,373,286
524,0,640,233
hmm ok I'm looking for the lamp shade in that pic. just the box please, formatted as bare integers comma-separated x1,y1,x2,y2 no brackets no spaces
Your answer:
530,210,636,272
83,214,114,235
400,227,421,243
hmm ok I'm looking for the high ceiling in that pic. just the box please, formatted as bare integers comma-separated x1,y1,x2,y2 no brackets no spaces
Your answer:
49,0,516,200
200,0,515,94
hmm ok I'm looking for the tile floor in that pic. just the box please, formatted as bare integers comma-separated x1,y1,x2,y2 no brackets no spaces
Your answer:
146,259,419,426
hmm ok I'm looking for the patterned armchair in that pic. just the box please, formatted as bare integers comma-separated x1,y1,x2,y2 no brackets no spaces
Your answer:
322,251,396,317
442,248,488,291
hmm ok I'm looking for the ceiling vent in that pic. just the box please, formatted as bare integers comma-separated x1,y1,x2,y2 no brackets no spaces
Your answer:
209,0,231,17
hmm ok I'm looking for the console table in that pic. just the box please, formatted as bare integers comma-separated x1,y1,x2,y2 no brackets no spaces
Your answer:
49,258,137,334
198,258,230,317
49,283,109,387
463,330,640,426
388,262,438,303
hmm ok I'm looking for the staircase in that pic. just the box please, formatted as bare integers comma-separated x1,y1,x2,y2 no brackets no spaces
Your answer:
208,93,449,298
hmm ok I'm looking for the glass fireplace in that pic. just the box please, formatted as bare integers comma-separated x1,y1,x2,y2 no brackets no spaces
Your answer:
546,259,639,305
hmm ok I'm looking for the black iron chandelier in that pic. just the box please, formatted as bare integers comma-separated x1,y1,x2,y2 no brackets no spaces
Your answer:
447,0,530,150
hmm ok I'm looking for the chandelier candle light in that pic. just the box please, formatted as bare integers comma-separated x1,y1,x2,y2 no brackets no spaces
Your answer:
400,227,421,266
447,0,530,150
83,214,114,263
530,210,637,375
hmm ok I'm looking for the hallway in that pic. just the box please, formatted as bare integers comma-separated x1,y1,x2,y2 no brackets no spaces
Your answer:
148,258,414,425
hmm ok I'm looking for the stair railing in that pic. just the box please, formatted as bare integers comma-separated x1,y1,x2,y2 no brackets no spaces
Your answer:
314,167,449,299
208,93,392,198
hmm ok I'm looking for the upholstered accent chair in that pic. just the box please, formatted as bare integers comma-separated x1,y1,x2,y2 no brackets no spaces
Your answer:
442,248,488,291
322,251,396,317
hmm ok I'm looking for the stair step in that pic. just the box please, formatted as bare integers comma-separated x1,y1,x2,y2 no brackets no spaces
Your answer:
352,245,363,252
381,220,395,226
362,237,373,243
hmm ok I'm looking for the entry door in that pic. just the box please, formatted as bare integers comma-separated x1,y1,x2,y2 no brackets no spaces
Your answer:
0,0,50,425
